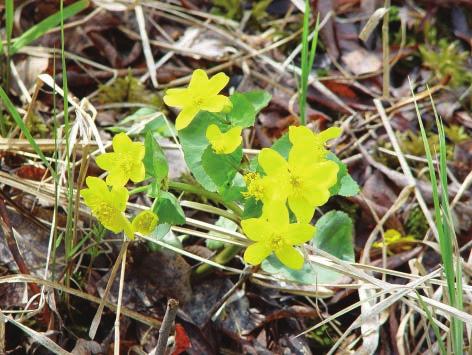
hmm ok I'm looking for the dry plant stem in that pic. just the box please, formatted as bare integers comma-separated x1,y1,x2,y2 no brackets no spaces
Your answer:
0,310,4,355
373,99,438,239
89,240,129,339
114,240,129,355
155,299,179,355
382,0,390,99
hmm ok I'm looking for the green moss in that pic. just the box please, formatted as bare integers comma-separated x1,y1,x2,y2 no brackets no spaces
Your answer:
419,39,471,87
444,124,470,144
97,72,163,108
398,130,439,157
405,206,429,239
211,0,271,22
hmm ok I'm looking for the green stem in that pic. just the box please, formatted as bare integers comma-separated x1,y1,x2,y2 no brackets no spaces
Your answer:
168,181,243,217
193,244,242,278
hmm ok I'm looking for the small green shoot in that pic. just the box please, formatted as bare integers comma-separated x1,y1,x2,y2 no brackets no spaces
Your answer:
411,79,464,355
299,0,320,126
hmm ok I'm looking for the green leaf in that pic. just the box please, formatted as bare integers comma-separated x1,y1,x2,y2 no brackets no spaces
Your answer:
312,211,354,262
327,153,359,197
227,93,256,128
243,90,272,112
152,191,186,225
242,198,263,219
261,210,354,284
227,91,271,128
218,173,245,203
201,145,242,189
143,130,168,184
178,112,219,191
11,0,89,55
178,112,242,192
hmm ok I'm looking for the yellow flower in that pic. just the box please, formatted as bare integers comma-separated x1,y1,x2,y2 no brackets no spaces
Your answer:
163,69,232,130
258,147,339,223
96,133,145,187
242,203,315,269
132,210,159,236
206,124,242,154
80,177,133,238
373,229,417,250
289,126,341,163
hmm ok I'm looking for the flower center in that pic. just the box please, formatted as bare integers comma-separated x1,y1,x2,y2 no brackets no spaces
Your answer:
95,201,116,225
193,97,205,107
289,172,303,195
117,153,134,175
269,233,284,251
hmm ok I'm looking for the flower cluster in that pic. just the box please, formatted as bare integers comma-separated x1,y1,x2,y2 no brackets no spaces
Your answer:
242,126,341,268
162,69,344,270
164,69,243,155
80,133,158,239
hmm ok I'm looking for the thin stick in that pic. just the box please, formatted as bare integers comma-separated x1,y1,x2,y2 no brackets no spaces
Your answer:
382,0,390,98
113,240,129,355
89,241,128,339
0,310,4,355
155,299,179,355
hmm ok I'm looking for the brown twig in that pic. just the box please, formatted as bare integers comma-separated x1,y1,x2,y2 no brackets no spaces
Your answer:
155,299,179,355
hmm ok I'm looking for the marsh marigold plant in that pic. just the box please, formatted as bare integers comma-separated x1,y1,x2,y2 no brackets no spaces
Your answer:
80,69,358,275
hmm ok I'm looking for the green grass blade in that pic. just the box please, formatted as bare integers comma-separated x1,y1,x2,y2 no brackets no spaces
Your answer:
299,0,310,126
5,0,14,53
415,291,447,355
0,87,55,177
411,78,464,354
10,0,89,55
428,88,464,353
307,14,320,71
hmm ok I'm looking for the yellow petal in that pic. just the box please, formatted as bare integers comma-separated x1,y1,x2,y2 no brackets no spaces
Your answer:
288,195,314,223
130,141,145,161
207,72,230,96
106,170,129,187
163,88,191,108
244,242,272,265
112,133,133,154
175,106,200,130
262,202,289,230
304,184,330,207
96,153,116,171
205,124,222,142
112,186,129,212
86,176,109,194
258,148,288,176
318,126,342,143
206,124,242,154
288,126,315,147
129,162,145,183
241,218,271,241
261,176,289,203
275,246,304,269
285,224,315,245
200,95,231,112
188,69,209,92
